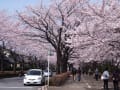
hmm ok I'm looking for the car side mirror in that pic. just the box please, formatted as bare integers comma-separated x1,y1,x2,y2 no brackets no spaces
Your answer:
24,74,27,76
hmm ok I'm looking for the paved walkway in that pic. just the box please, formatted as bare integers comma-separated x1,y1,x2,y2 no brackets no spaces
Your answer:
48,75,89,90
48,74,115,90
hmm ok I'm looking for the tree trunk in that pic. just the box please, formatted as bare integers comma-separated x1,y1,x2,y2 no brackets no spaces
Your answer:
21,60,24,71
56,47,70,74
56,50,63,74
0,53,4,71
13,60,16,73
0,59,3,71
56,59,61,74
61,59,67,73
56,53,69,73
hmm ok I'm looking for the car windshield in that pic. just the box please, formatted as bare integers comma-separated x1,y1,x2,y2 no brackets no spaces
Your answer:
27,70,41,75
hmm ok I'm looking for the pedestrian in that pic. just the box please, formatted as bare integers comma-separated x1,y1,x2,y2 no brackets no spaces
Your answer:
77,67,81,81
72,67,77,81
19,70,23,77
88,68,92,76
101,67,109,90
112,69,119,90
95,68,99,81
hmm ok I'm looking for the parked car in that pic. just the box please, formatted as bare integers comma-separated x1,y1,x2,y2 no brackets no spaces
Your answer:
43,69,53,77
23,69,45,85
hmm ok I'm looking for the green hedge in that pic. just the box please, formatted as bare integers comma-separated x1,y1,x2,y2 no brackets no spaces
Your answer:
49,72,70,86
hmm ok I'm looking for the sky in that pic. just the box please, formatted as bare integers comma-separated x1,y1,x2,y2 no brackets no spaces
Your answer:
0,0,50,14
0,0,100,14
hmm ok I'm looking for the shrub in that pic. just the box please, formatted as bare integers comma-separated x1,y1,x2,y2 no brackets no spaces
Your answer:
49,72,70,86
0,71,23,78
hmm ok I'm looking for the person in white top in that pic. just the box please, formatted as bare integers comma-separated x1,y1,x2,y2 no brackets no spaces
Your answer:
102,68,109,90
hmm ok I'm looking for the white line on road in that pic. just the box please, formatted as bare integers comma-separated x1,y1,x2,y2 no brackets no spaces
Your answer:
0,87,33,89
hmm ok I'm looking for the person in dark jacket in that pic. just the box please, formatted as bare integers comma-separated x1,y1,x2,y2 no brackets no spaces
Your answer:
112,69,120,90
72,67,77,81
77,67,81,81
19,70,24,77
95,68,99,81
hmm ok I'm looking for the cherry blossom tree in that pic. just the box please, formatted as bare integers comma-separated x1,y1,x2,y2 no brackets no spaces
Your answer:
0,10,49,71
1,0,120,73
70,0,120,68
17,0,86,73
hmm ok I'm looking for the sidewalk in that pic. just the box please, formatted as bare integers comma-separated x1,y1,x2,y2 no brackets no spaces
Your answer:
81,74,114,90
48,75,86,90
48,74,115,90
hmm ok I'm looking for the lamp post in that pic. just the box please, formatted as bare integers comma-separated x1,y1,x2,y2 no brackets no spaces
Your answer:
47,45,53,86
47,49,50,86
47,24,51,86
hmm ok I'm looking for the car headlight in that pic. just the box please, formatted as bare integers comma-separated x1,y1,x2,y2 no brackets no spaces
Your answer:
38,77,42,80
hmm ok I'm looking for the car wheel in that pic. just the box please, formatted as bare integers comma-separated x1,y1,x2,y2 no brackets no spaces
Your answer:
24,84,27,86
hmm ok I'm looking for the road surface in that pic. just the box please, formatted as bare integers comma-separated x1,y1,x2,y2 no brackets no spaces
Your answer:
0,77,43,90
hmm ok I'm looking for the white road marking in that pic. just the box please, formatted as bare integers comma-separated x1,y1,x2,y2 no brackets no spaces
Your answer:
82,76,92,88
86,83,91,88
0,87,33,89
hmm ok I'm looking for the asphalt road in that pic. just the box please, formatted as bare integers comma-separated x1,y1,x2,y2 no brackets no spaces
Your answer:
0,77,42,90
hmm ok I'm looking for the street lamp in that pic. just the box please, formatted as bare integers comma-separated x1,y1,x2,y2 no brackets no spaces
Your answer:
47,49,50,86
47,45,54,86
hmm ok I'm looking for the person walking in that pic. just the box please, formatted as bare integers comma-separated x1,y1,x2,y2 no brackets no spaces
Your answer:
101,68,109,90
95,68,99,81
19,70,23,77
77,67,81,81
72,67,77,81
88,68,92,76
112,69,119,90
